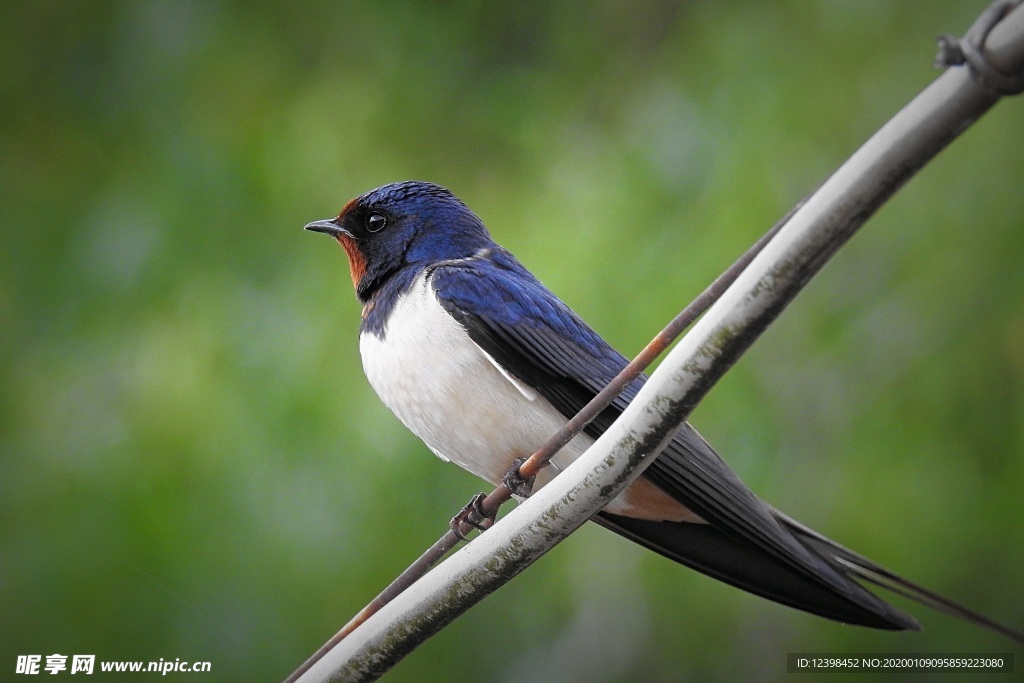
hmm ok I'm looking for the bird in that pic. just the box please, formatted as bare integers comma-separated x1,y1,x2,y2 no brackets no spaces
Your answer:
305,179,1023,642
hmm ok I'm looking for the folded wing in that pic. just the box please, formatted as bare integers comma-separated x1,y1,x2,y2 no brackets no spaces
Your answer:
431,251,1020,638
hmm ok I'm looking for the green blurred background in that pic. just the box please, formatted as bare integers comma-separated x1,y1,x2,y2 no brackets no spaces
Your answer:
2,1,1022,681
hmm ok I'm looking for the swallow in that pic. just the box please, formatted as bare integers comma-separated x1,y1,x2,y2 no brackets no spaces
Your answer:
306,180,1022,642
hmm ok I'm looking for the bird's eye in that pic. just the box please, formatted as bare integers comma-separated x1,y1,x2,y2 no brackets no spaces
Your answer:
366,212,387,233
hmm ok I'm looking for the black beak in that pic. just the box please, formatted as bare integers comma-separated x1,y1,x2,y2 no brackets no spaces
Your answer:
304,219,349,237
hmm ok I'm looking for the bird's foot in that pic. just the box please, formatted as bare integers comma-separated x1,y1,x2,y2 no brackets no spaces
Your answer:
503,457,535,498
449,493,494,541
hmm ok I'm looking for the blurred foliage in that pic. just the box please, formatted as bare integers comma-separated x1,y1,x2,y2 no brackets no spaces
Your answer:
2,1,1022,681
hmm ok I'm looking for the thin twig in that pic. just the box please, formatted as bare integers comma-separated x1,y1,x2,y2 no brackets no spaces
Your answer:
294,3,1024,679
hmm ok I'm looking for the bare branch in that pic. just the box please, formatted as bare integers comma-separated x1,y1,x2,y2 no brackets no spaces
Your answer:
294,2,1024,681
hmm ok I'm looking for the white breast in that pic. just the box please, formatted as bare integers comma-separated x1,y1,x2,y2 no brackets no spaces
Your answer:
359,274,591,488
358,273,693,521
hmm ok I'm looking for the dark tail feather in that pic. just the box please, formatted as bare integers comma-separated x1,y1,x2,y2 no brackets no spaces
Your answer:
596,512,920,631
777,513,1024,645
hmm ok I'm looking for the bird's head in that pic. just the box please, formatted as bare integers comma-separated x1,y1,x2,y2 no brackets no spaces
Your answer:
305,181,494,302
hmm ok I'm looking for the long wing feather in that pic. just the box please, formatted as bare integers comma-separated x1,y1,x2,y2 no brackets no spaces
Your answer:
430,250,1020,639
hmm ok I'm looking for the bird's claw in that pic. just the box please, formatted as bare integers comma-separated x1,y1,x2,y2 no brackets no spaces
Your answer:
449,493,494,541
503,457,535,498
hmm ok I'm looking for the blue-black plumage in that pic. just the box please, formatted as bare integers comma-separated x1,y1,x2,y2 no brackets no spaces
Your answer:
306,180,1022,641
